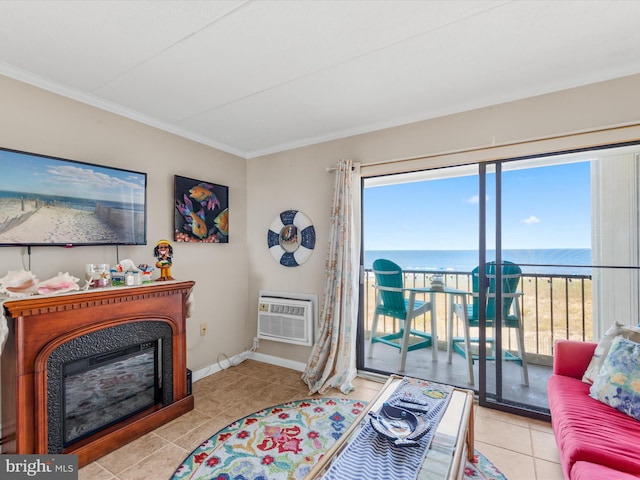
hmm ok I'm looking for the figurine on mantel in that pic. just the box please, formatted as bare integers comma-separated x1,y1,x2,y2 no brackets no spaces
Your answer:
154,239,175,281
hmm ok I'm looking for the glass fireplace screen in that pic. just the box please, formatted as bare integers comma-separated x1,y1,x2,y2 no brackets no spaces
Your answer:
62,340,160,446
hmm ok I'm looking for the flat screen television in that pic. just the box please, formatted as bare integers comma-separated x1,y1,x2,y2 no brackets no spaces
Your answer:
0,147,147,247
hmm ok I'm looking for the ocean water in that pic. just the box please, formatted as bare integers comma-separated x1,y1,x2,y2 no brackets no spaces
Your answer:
364,249,592,275
0,190,143,212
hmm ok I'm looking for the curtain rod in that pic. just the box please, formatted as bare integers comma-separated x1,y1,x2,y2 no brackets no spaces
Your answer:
352,122,640,171
322,123,640,174
325,162,360,173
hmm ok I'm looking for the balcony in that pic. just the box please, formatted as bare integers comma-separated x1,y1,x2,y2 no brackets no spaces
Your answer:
361,268,593,413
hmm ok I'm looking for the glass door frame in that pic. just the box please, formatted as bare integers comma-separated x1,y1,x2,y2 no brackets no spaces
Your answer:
478,161,531,414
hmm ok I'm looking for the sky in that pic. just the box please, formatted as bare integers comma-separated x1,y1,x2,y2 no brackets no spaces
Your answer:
0,149,146,204
363,161,592,251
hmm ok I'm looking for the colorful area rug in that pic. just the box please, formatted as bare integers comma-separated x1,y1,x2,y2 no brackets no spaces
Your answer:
171,398,507,480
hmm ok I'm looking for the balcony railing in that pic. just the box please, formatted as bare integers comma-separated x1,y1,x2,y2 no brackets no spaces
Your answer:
363,268,593,365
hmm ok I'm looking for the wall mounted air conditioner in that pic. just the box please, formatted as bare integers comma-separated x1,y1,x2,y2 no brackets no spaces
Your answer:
258,295,313,346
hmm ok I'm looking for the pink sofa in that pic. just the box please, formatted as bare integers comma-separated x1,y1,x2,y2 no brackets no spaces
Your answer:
547,340,640,479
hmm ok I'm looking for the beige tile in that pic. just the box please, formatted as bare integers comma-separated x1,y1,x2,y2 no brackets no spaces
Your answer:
476,405,531,428
79,462,114,480
252,382,310,406
96,432,169,475
195,389,272,420
231,359,283,379
116,443,189,480
154,408,213,442
172,415,232,452
192,370,245,396
534,458,564,480
228,375,273,396
352,376,385,390
224,395,275,420
193,390,232,416
530,429,561,463
286,386,321,403
528,417,554,434
271,366,308,389
476,440,536,480
474,414,533,455
348,385,384,403
217,380,273,406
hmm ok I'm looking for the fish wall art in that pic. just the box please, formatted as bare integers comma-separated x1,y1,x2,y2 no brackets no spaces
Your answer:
174,175,229,243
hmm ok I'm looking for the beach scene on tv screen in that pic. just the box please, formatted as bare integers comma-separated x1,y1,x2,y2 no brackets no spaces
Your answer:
0,149,146,245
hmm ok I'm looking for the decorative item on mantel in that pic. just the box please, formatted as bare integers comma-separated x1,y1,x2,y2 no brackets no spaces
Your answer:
109,259,154,286
36,272,80,295
0,270,38,297
154,239,175,281
0,270,80,298
86,263,110,288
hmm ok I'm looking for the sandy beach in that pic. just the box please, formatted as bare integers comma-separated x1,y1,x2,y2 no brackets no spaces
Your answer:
0,198,121,244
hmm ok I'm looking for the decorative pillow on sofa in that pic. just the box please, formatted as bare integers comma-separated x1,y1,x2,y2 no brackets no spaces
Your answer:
582,321,640,384
589,336,640,421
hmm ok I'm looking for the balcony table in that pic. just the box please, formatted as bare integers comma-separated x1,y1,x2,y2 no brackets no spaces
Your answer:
399,286,469,372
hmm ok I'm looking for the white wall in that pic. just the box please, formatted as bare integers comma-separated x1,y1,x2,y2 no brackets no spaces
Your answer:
0,75,249,372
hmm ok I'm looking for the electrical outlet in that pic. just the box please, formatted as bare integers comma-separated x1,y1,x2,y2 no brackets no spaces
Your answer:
253,337,259,350
199,323,208,336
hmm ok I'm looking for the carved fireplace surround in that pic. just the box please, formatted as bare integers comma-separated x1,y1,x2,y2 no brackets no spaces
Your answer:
1,280,195,467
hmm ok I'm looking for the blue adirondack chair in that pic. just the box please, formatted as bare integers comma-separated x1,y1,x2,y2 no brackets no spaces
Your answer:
368,259,433,359
450,261,529,386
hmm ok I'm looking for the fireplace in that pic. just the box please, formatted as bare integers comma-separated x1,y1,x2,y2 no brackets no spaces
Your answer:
46,321,174,453
62,339,160,447
1,281,194,466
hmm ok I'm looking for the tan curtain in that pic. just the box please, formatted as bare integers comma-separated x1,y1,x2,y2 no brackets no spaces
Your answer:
302,159,360,394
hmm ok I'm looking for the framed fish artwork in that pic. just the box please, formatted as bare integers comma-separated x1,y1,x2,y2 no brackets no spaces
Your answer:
174,175,229,243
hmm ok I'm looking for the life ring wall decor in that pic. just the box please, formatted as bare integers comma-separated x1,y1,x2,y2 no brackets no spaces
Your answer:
267,210,316,267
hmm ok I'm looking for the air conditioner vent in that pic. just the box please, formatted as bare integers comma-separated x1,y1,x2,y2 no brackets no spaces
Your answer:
258,296,313,346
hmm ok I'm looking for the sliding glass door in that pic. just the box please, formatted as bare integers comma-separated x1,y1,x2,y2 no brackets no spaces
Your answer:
361,165,484,391
480,157,593,413
359,142,640,417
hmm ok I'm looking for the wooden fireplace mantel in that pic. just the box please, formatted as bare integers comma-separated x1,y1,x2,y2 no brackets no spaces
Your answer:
1,280,195,466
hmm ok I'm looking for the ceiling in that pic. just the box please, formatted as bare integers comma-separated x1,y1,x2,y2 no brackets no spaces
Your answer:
1,1,639,159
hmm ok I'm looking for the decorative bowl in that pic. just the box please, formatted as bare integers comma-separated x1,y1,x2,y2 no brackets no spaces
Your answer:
369,403,431,447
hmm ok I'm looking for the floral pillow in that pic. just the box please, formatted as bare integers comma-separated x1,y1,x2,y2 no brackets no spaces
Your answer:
582,321,640,384
589,336,640,421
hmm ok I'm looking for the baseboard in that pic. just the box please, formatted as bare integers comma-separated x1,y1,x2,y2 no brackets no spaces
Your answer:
249,352,307,371
191,351,389,385
191,351,306,383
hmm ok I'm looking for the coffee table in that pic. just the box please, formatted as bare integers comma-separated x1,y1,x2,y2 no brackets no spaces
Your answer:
305,375,474,480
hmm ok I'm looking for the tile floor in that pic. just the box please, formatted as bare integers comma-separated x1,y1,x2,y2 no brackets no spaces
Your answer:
79,360,564,480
